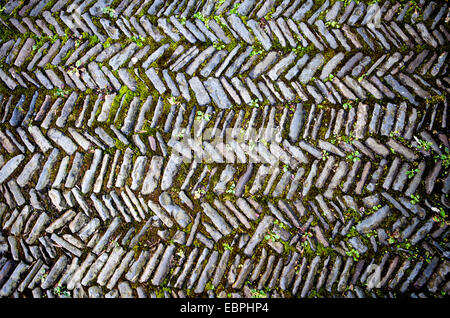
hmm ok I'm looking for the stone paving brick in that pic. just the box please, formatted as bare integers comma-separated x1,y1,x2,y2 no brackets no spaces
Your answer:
0,0,448,300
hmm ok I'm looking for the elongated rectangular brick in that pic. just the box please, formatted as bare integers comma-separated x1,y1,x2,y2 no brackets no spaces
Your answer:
337,257,354,292
35,148,60,191
50,233,82,257
145,68,166,94
243,215,274,257
195,251,219,293
299,22,324,51
386,138,417,161
299,53,324,84
203,77,231,109
324,161,349,198
26,212,49,245
315,19,337,49
228,14,254,44
104,250,134,290
41,255,68,289
201,202,232,235
92,217,121,255
151,245,176,286
365,137,389,157
249,51,279,79
356,205,391,233
109,43,137,70
315,156,336,189
81,253,108,287
0,262,29,297
268,52,296,81
235,197,258,221
247,19,272,51
300,255,321,297
188,76,210,106
125,250,150,283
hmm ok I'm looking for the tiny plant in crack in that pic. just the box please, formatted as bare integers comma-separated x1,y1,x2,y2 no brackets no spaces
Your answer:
372,205,382,211
346,151,361,162
213,41,225,50
325,20,341,28
357,73,366,82
176,249,185,258
323,73,334,82
196,111,211,121
176,15,187,25
298,229,313,250
223,243,233,252
131,35,144,47
342,101,353,110
250,289,267,298
292,45,307,55
102,6,115,18
434,147,449,170
193,187,206,200
248,99,260,108
53,283,71,297
410,194,420,205
40,268,48,284
274,219,288,230
413,136,432,151
406,168,419,179
54,88,69,97
229,3,240,15
193,12,207,23
264,230,280,243
249,45,263,56
346,248,360,262
174,128,186,139
432,208,449,227
226,183,236,194
168,95,182,106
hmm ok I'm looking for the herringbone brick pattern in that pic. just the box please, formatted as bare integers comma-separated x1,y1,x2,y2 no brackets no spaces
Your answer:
0,0,448,298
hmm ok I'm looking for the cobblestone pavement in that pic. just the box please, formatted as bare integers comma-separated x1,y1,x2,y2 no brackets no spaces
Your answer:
0,0,449,299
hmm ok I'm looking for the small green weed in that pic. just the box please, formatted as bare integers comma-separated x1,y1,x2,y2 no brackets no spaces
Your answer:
53,283,71,297
434,147,450,170
410,194,420,205
346,151,361,162
223,243,233,251
229,3,240,15
103,6,115,18
406,168,419,179
248,99,260,108
196,111,211,121
226,183,236,194
413,136,432,151
264,231,280,243
346,248,360,261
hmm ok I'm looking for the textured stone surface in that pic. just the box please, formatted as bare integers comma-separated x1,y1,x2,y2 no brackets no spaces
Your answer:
0,0,448,301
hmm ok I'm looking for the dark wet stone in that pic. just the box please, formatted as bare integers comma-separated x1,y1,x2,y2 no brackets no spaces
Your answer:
356,205,391,233
228,14,254,45
244,215,274,257
235,163,254,197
